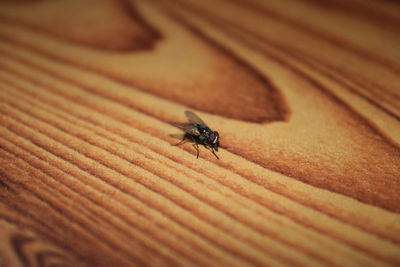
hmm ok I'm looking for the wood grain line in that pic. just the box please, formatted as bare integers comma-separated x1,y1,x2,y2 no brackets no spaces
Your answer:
168,0,400,121
0,33,289,124
0,0,162,51
0,139,237,267
173,3,400,120
0,96,255,267
0,111,277,265
10,235,70,267
162,1,400,213
0,217,85,267
296,0,400,31
174,8,400,146
231,0,400,74
0,143,193,267
0,165,140,267
0,107,255,267
0,149,191,267
0,126,252,266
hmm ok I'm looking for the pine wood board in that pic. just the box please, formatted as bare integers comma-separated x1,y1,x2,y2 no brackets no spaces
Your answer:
0,0,399,266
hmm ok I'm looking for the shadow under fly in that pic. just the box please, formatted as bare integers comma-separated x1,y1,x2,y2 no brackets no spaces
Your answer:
170,110,220,160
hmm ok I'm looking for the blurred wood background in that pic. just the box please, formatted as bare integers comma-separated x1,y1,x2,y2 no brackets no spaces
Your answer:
0,0,399,266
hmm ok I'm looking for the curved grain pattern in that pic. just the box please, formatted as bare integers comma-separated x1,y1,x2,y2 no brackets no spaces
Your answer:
0,0,289,123
0,217,84,267
0,0,161,51
0,0,399,266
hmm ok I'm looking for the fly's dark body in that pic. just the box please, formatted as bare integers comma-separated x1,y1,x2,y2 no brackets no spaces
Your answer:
170,111,220,159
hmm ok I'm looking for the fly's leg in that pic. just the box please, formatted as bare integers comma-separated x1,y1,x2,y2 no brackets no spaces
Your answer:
172,135,187,146
211,149,220,160
206,146,220,160
190,137,200,158
192,143,199,158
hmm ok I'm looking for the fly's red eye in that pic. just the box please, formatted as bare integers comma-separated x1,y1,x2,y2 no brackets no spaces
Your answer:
209,132,215,140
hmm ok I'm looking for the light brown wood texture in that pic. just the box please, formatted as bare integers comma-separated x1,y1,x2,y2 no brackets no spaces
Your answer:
0,0,399,266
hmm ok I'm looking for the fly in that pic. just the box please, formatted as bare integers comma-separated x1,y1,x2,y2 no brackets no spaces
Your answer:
170,110,220,160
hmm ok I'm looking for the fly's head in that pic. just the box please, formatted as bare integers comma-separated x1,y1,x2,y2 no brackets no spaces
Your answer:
209,131,219,151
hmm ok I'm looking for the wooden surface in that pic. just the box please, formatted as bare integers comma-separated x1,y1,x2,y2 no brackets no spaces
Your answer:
0,0,399,266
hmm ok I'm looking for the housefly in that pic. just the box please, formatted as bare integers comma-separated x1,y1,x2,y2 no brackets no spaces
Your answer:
170,110,220,159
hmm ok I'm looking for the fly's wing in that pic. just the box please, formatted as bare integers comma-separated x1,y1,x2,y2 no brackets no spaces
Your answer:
170,122,200,136
185,110,208,127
